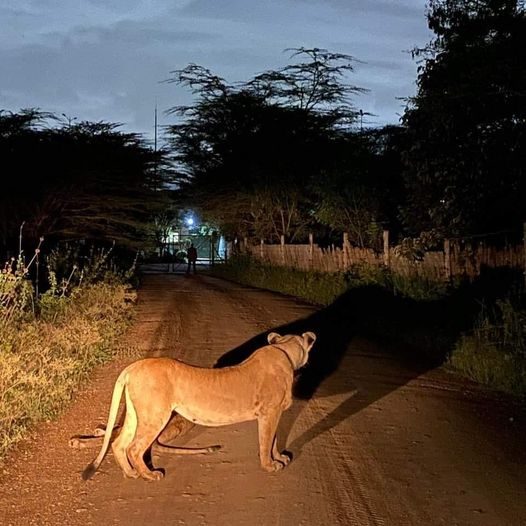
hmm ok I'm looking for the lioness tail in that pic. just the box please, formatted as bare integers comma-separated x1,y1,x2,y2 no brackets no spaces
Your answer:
81,369,128,481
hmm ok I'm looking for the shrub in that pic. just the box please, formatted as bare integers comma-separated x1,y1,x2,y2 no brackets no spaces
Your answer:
449,299,526,395
0,240,138,461
0,258,36,324
0,282,134,459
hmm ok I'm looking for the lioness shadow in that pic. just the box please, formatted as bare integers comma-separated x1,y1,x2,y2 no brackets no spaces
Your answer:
213,284,443,458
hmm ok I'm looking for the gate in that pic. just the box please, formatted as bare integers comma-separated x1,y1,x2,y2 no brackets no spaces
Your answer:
141,234,227,273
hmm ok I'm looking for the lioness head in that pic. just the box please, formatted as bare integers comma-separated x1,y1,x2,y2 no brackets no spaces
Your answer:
267,331,316,369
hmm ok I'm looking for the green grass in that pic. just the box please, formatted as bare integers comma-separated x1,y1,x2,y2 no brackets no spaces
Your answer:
212,256,349,306
450,337,526,394
449,299,526,395
212,256,452,304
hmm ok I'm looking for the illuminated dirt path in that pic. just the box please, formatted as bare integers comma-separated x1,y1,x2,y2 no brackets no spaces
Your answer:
1,272,526,525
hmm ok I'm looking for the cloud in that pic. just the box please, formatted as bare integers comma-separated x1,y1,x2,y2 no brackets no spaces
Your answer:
0,0,431,137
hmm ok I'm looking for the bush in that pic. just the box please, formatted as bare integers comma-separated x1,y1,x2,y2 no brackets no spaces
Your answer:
0,240,138,461
0,259,35,324
449,299,526,395
0,282,134,459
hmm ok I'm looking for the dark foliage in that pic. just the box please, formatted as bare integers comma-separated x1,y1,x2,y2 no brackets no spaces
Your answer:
401,0,526,236
165,49,373,242
0,109,173,254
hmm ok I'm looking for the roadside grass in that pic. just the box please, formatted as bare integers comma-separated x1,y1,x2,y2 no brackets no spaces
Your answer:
0,243,138,462
211,257,526,396
449,299,526,395
0,282,134,460
211,255,348,306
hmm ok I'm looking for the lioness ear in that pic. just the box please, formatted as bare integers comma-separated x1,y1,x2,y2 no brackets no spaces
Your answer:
267,332,282,344
302,332,316,351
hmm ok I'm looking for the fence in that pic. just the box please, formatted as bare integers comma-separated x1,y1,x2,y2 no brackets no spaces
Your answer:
241,227,526,282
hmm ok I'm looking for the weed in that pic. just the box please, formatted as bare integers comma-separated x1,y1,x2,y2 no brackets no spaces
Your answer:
0,238,138,462
0,282,134,460
449,298,526,395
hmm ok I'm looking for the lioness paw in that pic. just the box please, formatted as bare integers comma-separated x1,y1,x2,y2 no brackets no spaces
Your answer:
143,470,164,481
274,452,291,466
263,460,286,473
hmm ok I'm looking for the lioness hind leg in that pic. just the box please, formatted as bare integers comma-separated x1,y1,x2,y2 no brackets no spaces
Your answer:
112,392,139,479
257,411,287,473
127,414,171,481
112,434,139,479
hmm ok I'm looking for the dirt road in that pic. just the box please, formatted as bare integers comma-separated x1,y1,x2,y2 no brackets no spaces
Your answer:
1,272,526,526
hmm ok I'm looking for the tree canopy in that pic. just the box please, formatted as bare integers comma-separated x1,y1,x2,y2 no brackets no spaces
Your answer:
401,0,526,236
165,48,383,242
0,109,172,255
6,5,524,258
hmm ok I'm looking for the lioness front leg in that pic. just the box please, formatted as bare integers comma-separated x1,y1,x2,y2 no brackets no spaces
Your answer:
272,435,291,466
257,411,287,472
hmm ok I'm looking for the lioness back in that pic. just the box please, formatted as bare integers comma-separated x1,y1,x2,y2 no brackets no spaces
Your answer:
126,349,292,426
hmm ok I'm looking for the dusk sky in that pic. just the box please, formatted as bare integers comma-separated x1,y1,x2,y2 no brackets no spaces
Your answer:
0,0,432,143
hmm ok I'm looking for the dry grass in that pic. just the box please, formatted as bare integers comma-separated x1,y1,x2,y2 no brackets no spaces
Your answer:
0,282,134,459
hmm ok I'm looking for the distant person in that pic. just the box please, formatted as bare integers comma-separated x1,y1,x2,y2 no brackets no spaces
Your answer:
186,243,198,274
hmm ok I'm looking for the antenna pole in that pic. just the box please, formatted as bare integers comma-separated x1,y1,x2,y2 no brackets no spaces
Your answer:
154,101,158,152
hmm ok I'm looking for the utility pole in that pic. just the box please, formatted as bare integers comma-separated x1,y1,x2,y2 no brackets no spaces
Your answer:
154,101,158,153
154,101,158,179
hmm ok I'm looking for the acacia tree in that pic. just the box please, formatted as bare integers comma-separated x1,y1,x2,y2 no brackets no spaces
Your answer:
165,48,364,241
248,47,366,123
401,0,526,236
0,109,49,249
313,126,405,247
0,110,172,254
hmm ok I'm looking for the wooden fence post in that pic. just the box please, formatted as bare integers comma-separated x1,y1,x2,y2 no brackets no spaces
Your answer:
383,230,390,267
309,233,314,269
343,232,349,269
280,235,286,265
444,238,451,281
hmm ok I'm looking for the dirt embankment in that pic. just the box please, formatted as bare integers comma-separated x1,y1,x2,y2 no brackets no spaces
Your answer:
1,272,525,526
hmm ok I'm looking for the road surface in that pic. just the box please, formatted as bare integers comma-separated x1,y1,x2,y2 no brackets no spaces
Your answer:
1,272,525,526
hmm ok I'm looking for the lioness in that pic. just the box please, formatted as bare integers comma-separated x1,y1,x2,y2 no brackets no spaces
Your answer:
82,331,316,481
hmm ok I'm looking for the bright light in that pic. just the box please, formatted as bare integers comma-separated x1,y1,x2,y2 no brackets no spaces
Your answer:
186,217,194,226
